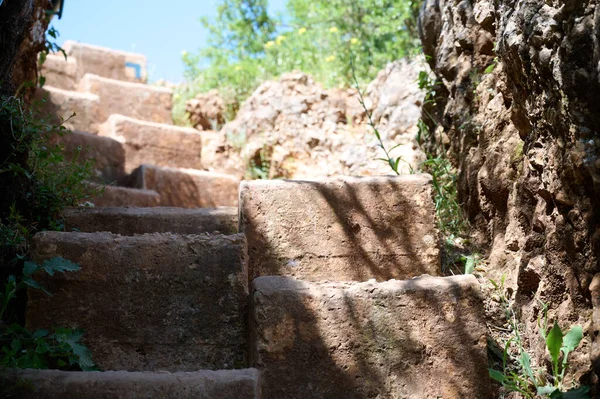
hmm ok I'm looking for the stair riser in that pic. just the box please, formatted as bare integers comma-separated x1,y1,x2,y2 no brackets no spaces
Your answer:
64,41,148,84
240,174,440,282
131,165,239,208
250,275,491,398
98,115,203,173
27,232,248,372
78,74,172,125
50,131,126,184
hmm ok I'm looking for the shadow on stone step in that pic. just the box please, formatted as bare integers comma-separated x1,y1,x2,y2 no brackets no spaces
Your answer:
250,275,492,398
48,130,127,185
240,174,440,283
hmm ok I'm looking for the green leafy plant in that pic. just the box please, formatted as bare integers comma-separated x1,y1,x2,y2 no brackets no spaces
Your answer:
350,60,409,176
0,257,95,371
487,279,589,398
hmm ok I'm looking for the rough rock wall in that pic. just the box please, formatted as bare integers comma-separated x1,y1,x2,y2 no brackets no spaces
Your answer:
419,0,600,388
200,61,427,179
0,0,51,269
0,0,51,94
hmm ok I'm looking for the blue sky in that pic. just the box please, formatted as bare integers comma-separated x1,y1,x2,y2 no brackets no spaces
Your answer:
51,0,287,82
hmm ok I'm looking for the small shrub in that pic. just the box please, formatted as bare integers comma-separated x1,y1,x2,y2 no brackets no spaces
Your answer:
487,278,589,398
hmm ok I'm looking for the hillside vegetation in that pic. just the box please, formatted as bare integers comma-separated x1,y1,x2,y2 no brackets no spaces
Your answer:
174,0,421,124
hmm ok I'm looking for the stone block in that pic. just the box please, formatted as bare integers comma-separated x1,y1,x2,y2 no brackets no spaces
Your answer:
63,40,148,83
98,115,202,173
39,53,78,91
9,368,261,399
35,86,100,133
77,74,172,125
27,232,249,372
239,174,439,282
63,207,238,235
131,164,239,208
90,184,161,207
50,131,126,184
250,275,491,399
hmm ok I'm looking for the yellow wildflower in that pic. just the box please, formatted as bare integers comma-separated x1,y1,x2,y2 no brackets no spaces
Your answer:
298,27,307,35
329,27,338,33
276,35,286,45
265,41,275,49
350,37,359,45
325,55,336,63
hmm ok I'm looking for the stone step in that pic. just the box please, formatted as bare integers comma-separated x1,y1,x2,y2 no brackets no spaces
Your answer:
51,131,126,184
131,164,239,208
27,231,248,372
250,275,491,399
63,207,238,235
35,85,100,133
10,368,260,398
90,184,161,207
98,114,203,173
39,53,78,91
239,174,440,282
63,40,148,84
78,74,172,126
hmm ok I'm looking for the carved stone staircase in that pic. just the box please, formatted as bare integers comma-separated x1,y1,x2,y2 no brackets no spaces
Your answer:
12,42,493,398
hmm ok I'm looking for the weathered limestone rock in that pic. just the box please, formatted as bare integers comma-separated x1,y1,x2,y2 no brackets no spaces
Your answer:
77,74,172,125
63,40,148,84
35,86,100,133
63,207,238,235
131,164,239,208
239,174,439,282
419,0,600,385
98,115,203,173
90,184,161,207
186,89,226,131
51,131,126,184
9,368,261,399
27,232,248,372
39,53,78,91
250,275,491,398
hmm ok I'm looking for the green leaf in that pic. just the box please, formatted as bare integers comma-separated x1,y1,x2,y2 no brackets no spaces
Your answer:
55,329,95,370
546,322,564,371
484,62,496,74
41,257,80,276
562,325,583,354
23,277,52,296
31,329,49,339
538,385,558,395
488,369,505,383
519,350,535,382
464,256,475,274
23,261,38,277
561,386,590,399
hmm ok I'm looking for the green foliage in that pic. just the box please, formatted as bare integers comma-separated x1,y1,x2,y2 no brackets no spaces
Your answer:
351,62,409,176
0,258,95,371
0,95,96,233
419,156,465,235
1,33,97,376
176,0,421,125
487,280,589,398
